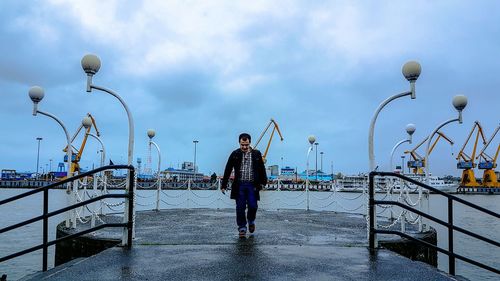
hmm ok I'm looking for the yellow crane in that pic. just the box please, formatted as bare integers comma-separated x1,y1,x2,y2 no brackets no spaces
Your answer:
63,113,101,174
476,123,500,187
456,121,487,187
253,118,284,163
404,131,454,175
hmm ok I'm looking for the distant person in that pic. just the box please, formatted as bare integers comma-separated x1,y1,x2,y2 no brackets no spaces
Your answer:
221,133,267,238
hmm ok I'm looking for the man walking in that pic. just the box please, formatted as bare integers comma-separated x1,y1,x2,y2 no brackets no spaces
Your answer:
221,133,267,237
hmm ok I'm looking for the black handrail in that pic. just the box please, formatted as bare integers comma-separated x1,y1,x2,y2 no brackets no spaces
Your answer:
0,165,135,273
369,171,500,276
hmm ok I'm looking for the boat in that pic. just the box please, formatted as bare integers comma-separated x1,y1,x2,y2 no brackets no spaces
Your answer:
391,174,459,193
336,173,459,193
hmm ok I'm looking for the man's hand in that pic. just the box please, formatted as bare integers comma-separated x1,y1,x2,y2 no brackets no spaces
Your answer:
221,188,226,194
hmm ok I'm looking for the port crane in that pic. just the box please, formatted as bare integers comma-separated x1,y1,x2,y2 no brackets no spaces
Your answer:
253,118,284,163
405,132,454,175
63,113,101,174
476,123,500,187
456,121,487,187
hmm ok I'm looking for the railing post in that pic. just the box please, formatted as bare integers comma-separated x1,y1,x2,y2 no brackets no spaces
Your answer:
42,188,48,271
448,197,455,275
187,179,191,209
127,168,134,249
72,180,77,229
369,172,377,249
156,175,161,211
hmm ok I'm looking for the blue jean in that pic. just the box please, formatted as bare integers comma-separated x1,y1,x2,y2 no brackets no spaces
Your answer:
236,183,258,231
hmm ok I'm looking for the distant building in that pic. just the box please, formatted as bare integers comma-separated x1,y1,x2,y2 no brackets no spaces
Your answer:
161,167,203,182
275,166,297,181
298,170,334,181
267,165,279,177
182,162,198,172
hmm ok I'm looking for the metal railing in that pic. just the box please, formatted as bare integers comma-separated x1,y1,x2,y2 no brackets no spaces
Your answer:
0,165,134,272
369,171,499,276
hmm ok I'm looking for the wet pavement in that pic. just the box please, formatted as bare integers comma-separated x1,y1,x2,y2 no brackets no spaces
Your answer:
23,209,461,280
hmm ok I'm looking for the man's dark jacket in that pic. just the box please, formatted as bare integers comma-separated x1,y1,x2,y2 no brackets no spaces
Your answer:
221,148,268,200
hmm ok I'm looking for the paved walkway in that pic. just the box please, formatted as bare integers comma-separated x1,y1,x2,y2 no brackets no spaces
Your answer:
23,209,460,281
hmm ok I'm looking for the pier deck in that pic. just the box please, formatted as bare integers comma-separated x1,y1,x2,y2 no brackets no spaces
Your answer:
23,209,460,281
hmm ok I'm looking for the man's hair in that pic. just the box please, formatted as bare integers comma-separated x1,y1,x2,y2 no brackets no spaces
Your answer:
239,133,251,142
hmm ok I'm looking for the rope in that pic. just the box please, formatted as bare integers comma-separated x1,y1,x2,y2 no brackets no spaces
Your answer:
160,189,188,198
189,190,219,199
278,190,306,199
160,198,188,206
308,191,335,201
135,192,156,199
189,197,219,207
335,191,365,200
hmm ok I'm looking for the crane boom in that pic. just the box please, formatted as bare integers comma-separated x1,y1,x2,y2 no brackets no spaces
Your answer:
404,131,453,174
253,118,284,162
456,121,487,187
476,123,500,187
62,113,100,174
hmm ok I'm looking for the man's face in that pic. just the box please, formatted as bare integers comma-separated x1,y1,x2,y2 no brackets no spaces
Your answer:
239,139,251,152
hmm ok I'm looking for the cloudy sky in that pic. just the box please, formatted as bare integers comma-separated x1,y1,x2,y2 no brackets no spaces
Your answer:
0,1,499,177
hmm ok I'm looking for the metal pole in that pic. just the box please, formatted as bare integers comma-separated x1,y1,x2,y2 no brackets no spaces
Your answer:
448,197,455,275
193,140,198,180
320,152,323,175
425,118,460,184
127,168,134,249
315,143,318,180
36,110,73,228
306,145,313,210
368,91,412,171
87,133,106,167
42,188,48,271
87,82,135,244
390,139,410,171
150,140,162,211
422,117,459,231
36,137,42,178
369,172,377,249
401,156,405,173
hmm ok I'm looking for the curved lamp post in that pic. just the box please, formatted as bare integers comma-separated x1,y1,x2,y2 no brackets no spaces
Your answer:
389,124,416,171
83,116,107,227
306,135,316,210
147,129,162,211
83,117,106,167
420,95,467,232
425,95,467,184
81,54,135,244
368,61,422,171
29,86,74,228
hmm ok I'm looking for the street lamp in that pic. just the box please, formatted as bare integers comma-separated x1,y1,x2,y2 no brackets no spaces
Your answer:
147,129,162,211
389,124,416,171
425,95,467,184
401,155,405,172
421,95,467,232
82,54,135,244
36,137,43,178
306,135,315,210
314,142,319,180
193,140,199,179
29,86,73,228
82,117,106,167
368,61,421,171
320,152,324,174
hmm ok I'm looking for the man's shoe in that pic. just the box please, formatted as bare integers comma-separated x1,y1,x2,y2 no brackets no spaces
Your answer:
249,224,255,233
239,230,246,238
